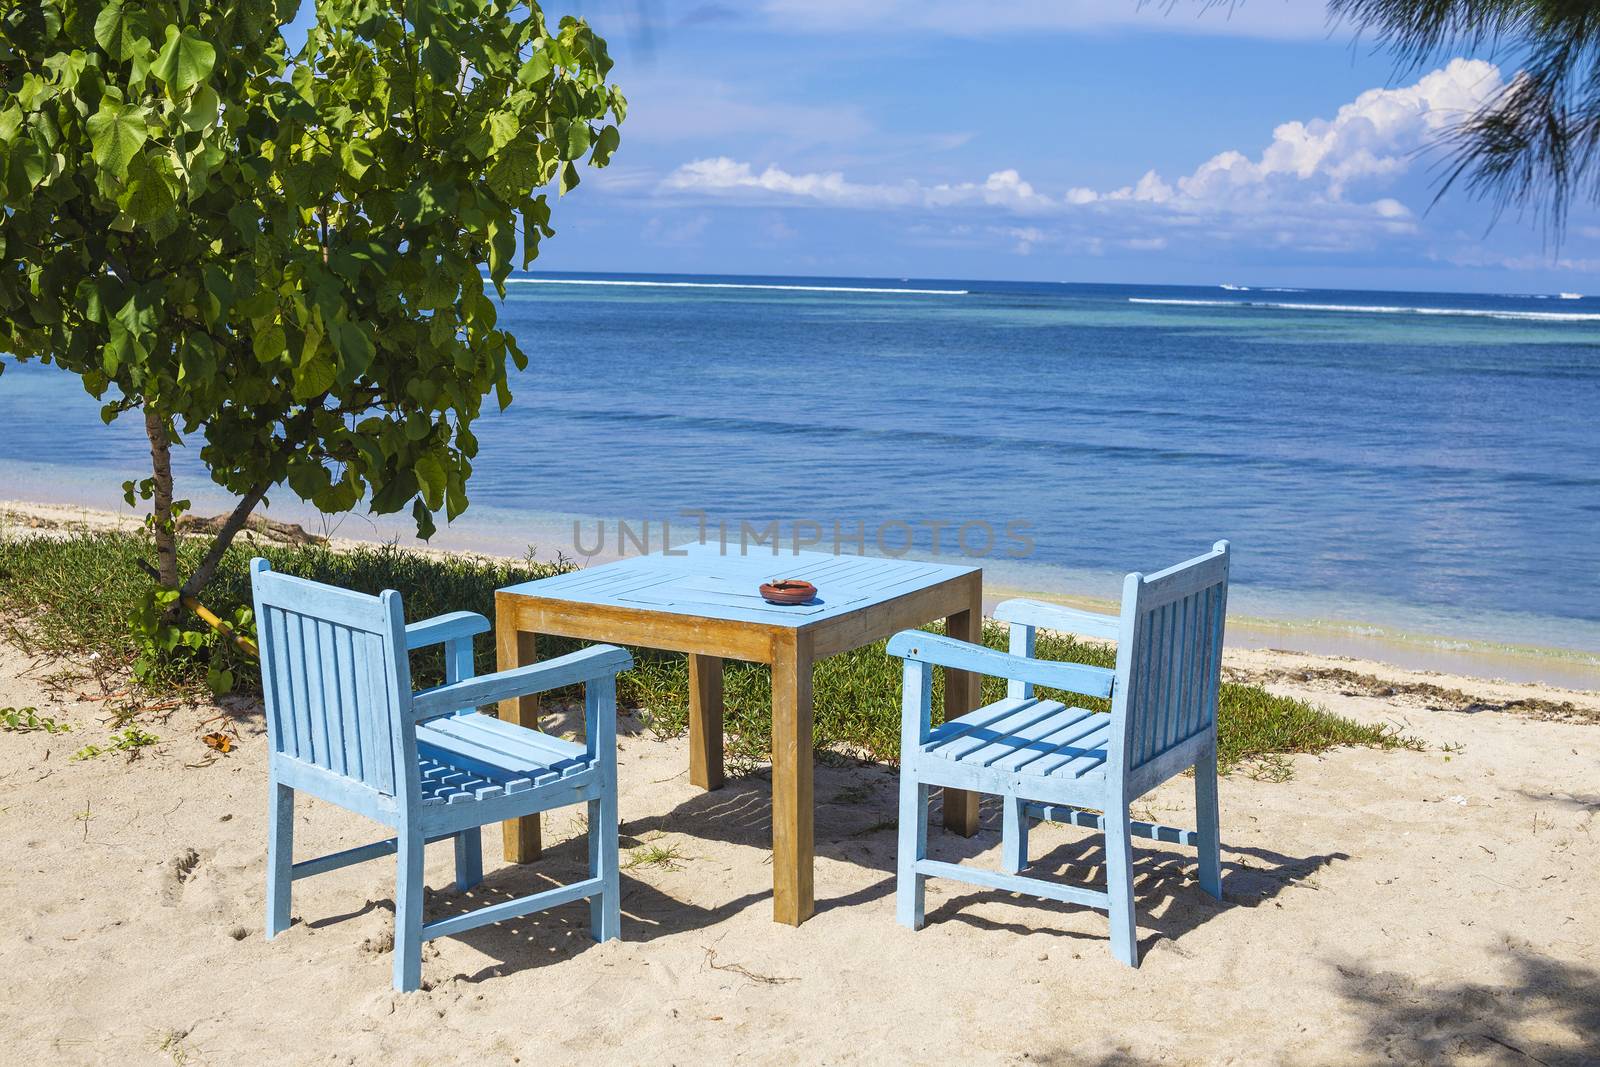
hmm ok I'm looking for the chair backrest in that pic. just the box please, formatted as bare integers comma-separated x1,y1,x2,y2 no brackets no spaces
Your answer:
250,558,417,803
1108,541,1231,784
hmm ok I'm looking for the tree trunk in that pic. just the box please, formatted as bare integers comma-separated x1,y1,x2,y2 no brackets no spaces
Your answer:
143,407,180,589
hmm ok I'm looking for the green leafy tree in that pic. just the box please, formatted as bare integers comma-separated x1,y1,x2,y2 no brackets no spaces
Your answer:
1332,0,1600,232
0,0,624,605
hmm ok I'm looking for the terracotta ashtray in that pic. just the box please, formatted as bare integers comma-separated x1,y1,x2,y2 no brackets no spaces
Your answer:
759,579,817,605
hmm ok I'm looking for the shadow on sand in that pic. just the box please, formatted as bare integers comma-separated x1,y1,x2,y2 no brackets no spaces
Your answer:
323,751,1347,986
1331,949,1600,1066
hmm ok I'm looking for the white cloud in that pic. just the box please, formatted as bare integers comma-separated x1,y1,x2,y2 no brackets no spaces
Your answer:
663,157,919,207
667,61,1501,214
659,60,1522,258
1046,58,1500,213
664,157,1057,212
1180,58,1501,201
1104,170,1176,204
927,169,1054,211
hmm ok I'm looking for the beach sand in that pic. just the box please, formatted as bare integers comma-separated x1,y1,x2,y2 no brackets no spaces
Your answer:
2,499,1598,1063
2,603,1598,1063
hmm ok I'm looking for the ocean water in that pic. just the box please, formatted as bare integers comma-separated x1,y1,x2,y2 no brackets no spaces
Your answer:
4,273,1599,663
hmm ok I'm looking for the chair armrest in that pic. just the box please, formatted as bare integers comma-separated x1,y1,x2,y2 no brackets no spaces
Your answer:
410,644,633,719
885,631,1114,699
994,598,1120,641
405,611,491,651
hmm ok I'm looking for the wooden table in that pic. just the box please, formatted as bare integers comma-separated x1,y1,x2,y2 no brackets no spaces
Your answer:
493,543,983,925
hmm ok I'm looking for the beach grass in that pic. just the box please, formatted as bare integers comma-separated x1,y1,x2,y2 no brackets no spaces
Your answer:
0,528,1419,774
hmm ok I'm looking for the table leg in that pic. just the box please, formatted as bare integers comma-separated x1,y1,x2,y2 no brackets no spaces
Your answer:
771,633,814,925
943,587,984,837
689,653,725,791
496,610,541,862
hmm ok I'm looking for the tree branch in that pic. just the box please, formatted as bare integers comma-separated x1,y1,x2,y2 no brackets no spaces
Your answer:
179,480,272,597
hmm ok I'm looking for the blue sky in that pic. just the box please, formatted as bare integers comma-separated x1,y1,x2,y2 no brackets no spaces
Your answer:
309,2,1600,292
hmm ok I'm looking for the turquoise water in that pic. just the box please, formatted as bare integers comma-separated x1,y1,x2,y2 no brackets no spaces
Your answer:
4,273,1599,657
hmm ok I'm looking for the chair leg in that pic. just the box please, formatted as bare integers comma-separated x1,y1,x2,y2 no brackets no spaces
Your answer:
453,829,483,892
393,827,425,992
1105,810,1139,967
896,776,929,930
589,792,621,943
266,782,294,939
1195,743,1223,900
1001,796,1029,874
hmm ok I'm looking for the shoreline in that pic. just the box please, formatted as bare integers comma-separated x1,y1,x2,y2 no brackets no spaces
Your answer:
4,494,1597,692
983,582,1600,691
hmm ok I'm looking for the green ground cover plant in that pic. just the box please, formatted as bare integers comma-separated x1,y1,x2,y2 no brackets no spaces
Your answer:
1,705,71,733
71,725,160,760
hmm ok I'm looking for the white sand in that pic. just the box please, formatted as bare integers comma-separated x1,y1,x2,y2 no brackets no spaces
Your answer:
1,625,1597,1064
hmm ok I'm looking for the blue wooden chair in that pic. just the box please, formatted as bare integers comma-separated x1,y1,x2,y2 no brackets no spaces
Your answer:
249,558,632,991
886,541,1230,965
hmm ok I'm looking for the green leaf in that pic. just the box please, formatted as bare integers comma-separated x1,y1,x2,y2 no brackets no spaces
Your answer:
487,111,520,152
201,265,234,324
591,124,620,167
151,26,216,95
559,119,591,161
120,152,174,224
414,454,446,510
518,52,553,85
412,499,438,541
7,139,46,194
487,145,537,199
0,104,22,143
340,139,374,179
86,101,147,178
421,39,456,82
486,217,514,290
333,320,375,373
292,353,336,400
252,324,286,364
463,126,493,161
180,85,221,133
94,1,151,61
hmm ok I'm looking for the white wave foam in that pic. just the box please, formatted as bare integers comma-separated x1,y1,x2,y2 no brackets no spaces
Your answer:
498,277,968,296
1128,297,1600,323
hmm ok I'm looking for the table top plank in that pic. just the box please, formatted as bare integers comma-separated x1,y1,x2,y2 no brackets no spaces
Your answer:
500,543,977,630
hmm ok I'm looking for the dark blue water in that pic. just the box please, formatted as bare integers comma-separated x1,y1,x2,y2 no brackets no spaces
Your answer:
4,273,1599,652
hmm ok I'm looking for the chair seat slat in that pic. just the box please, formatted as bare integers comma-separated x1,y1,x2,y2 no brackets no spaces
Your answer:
424,712,587,766
926,698,1061,763
923,698,1032,754
921,700,1110,784
996,710,1106,775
